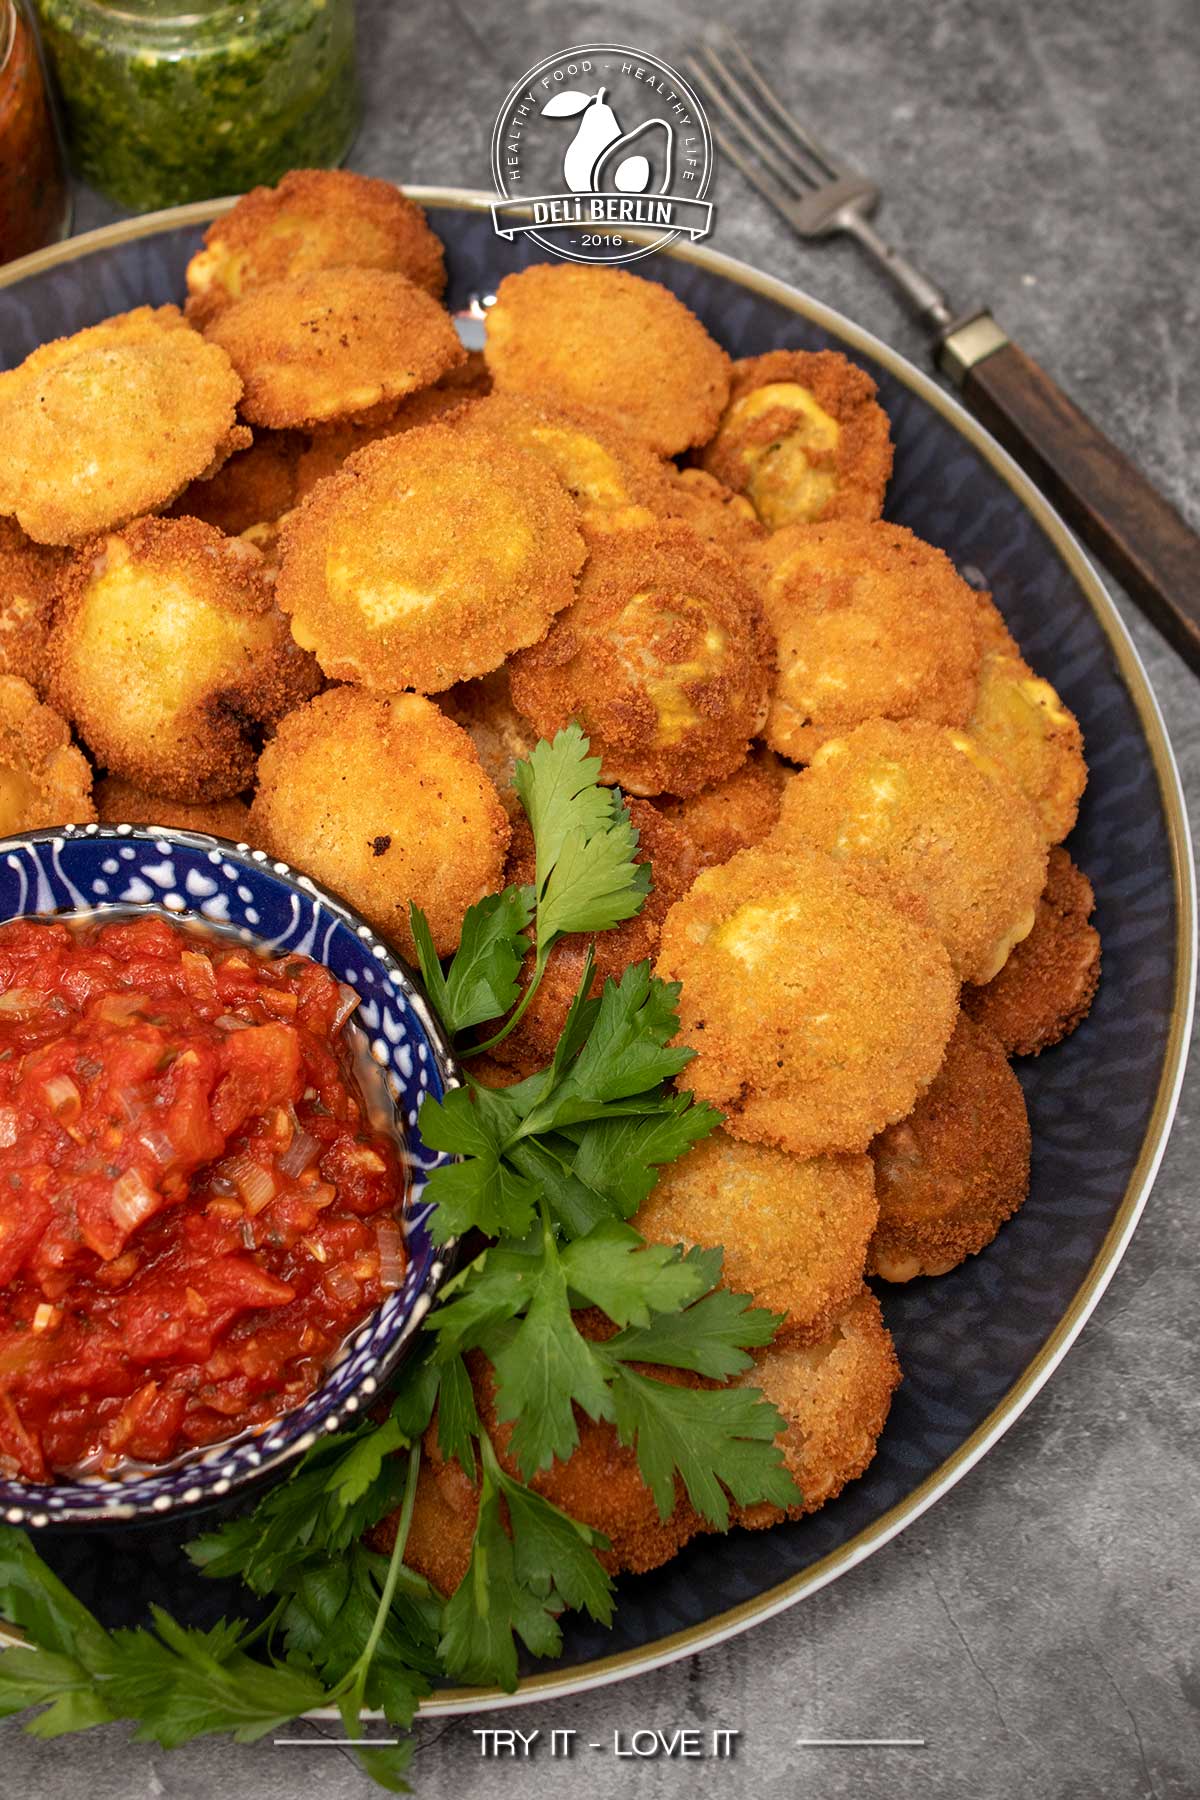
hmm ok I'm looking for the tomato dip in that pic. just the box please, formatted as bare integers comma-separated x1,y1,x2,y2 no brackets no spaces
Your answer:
0,912,407,1481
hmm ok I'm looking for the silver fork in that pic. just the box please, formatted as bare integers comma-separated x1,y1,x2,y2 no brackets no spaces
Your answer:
685,32,1200,680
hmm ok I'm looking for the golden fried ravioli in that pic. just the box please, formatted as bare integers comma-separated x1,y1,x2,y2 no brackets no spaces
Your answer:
167,429,305,537
733,1287,902,1525
656,843,958,1156
633,1131,878,1345
276,420,585,692
203,268,464,431
700,348,893,529
49,517,318,802
438,667,538,819
657,747,787,873
485,264,731,456
650,465,764,551
0,306,246,545
745,520,981,762
963,847,1101,1055
249,688,510,959
508,522,773,797
94,775,251,845
869,1014,1031,1281
774,719,1048,985
967,594,1087,843
0,675,94,835
185,169,446,327
0,518,66,694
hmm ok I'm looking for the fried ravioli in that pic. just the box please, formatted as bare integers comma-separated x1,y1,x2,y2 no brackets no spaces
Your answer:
700,348,893,529
0,518,65,694
508,522,773,797
963,847,1101,1054
650,465,765,551
248,687,510,960
657,747,787,872
167,429,305,537
967,594,1087,844
185,169,447,327
744,520,981,762
868,1014,1031,1280
655,843,958,1156
0,675,94,834
633,1130,878,1345
774,719,1048,985
733,1287,901,1525
0,305,246,545
439,667,538,819
94,775,251,844
49,517,318,803
485,263,731,456
203,268,465,431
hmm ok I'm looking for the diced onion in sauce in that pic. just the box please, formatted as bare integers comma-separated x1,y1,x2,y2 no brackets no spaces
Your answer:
110,1170,159,1234
278,1126,319,1179
376,1220,404,1291
332,983,360,1032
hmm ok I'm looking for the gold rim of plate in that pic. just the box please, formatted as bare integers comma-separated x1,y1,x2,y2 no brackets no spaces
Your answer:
0,191,1194,1716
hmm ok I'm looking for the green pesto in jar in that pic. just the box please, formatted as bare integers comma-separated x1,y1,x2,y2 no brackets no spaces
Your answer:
34,0,359,212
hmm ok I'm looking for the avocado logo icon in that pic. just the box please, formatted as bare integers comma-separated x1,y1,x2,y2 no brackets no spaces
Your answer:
542,85,674,199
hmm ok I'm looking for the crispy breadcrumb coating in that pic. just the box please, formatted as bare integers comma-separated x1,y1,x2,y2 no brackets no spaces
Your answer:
94,775,251,844
248,687,510,959
0,518,65,694
185,169,446,328
967,593,1087,844
963,847,1101,1055
438,667,538,819
868,1014,1031,1281
744,520,981,762
656,843,959,1156
203,268,464,431
449,392,667,530
633,1130,878,1345
699,348,893,529
0,675,95,834
733,1287,901,1526
276,421,585,692
650,465,765,551
485,264,731,456
291,356,494,503
508,522,773,798
488,799,695,1074
0,305,246,545
167,430,304,536
774,719,1048,985
657,747,787,873
372,1457,475,1598
49,517,318,803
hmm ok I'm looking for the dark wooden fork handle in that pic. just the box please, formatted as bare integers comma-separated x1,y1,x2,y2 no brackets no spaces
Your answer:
937,316,1200,676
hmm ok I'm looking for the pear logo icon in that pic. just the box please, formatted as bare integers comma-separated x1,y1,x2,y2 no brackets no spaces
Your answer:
491,44,715,266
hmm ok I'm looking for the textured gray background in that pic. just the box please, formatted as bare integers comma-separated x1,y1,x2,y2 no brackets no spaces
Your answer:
10,0,1200,1794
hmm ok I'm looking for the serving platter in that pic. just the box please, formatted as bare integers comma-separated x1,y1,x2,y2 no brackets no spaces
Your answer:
0,190,1193,1713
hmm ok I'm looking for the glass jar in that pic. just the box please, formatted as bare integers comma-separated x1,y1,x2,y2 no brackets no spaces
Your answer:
33,0,360,213
0,0,70,263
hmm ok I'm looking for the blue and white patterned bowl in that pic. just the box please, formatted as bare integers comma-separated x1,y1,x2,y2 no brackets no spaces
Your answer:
0,824,459,1528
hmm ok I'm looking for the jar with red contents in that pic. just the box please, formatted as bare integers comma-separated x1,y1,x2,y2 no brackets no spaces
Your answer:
0,0,70,265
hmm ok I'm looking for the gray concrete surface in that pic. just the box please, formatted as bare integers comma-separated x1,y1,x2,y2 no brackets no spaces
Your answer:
13,0,1200,1794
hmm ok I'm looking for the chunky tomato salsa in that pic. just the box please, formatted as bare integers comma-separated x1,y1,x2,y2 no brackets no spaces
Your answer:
0,913,407,1481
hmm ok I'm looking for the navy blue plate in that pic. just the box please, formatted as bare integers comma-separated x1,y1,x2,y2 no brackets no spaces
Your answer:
0,195,1192,1702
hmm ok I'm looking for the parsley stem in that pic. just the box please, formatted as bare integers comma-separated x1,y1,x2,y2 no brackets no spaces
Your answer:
334,1441,422,1722
463,948,551,1058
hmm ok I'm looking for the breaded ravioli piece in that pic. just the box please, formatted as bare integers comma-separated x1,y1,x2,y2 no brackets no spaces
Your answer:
967,594,1087,844
276,421,585,692
633,1131,878,1345
485,264,731,456
0,305,246,545
774,719,1048,985
657,747,787,873
0,675,95,834
167,429,305,537
699,348,893,529
0,518,65,694
185,169,446,327
509,522,773,797
744,520,981,762
48,517,318,803
656,844,958,1156
439,667,538,819
490,799,695,1074
650,465,765,551
868,1014,1031,1281
203,268,465,431
449,392,666,531
94,775,251,844
248,688,510,959
963,847,1101,1055
733,1287,901,1526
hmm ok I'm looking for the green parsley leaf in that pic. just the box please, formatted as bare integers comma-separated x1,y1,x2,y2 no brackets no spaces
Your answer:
558,1221,715,1326
438,1474,560,1690
413,887,534,1035
434,1352,482,1481
603,1288,785,1378
563,1095,723,1215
